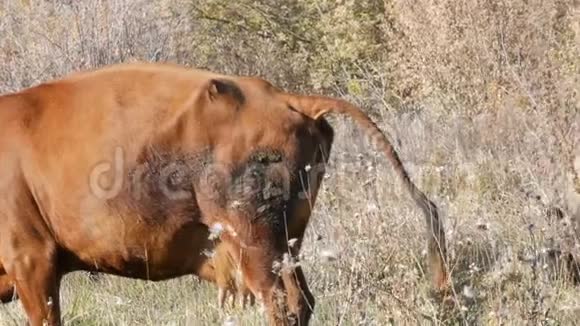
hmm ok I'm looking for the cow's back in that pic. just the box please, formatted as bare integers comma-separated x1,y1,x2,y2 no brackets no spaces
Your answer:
10,65,217,199
0,64,223,276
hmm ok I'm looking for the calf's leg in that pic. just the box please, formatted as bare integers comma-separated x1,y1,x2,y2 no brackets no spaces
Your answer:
241,249,289,325
223,233,294,325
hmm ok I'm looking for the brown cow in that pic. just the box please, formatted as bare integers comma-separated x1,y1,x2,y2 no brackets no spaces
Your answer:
0,62,448,325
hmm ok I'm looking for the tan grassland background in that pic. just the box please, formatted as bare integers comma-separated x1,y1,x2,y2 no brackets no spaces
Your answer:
0,0,578,324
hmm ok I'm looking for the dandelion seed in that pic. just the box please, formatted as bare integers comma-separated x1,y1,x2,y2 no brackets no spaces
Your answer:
366,203,378,213
518,251,536,263
230,200,242,209
468,263,480,273
256,205,266,214
113,296,126,305
462,285,475,299
288,238,298,248
281,253,300,270
304,164,312,172
223,316,237,326
542,263,550,270
208,223,224,240
320,249,338,263
272,260,282,274
202,249,215,258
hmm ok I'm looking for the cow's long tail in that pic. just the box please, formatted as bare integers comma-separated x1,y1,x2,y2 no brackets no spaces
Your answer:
286,94,449,291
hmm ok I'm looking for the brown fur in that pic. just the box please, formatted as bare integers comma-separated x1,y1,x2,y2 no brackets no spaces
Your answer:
0,62,447,325
212,241,255,308
209,113,334,308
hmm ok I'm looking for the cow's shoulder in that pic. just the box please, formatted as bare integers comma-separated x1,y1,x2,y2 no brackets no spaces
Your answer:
0,89,48,135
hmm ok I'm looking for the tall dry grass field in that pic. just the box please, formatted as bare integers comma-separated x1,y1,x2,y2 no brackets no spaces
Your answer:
0,0,578,325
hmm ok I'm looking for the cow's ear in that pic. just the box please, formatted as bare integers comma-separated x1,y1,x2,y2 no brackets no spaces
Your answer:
207,79,245,105
284,94,334,120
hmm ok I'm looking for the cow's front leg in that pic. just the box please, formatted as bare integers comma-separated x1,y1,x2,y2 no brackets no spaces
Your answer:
8,243,61,326
0,192,62,326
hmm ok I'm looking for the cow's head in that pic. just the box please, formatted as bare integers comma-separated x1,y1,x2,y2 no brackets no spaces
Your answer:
189,78,333,216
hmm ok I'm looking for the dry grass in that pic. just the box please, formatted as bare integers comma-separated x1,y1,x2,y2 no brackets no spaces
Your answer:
0,0,578,325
